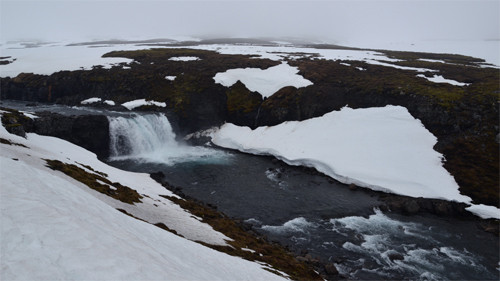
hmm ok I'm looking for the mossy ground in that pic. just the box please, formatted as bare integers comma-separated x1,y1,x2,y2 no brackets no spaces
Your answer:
0,137,28,147
44,159,142,204
159,194,322,281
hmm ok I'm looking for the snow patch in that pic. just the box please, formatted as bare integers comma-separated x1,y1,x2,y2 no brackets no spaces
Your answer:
168,56,200,62
364,60,436,72
20,111,38,119
165,75,176,81
416,74,470,86
418,58,446,64
103,100,115,106
213,62,313,98
121,99,166,110
465,204,500,220
80,97,101,104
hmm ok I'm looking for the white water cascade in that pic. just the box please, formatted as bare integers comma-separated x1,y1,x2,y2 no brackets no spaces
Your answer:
108,114,229,165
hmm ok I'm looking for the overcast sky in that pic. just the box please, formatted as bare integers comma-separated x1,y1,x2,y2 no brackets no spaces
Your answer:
1,0,499,44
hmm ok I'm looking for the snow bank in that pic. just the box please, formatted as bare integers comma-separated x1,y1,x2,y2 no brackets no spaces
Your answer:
0,42,144,77
416,74,470,86
213,106,470,202
0,116,286,280
214,62,313,98
168,56,200,61
122,99,166,110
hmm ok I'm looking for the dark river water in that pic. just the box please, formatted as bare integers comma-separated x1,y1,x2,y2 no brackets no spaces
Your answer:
3,100,499,280
108,153,499,281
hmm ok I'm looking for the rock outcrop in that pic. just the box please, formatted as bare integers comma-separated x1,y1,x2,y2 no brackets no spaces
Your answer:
0,109,110,159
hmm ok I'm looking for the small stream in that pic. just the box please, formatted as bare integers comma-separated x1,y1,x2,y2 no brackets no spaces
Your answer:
3,100,499,280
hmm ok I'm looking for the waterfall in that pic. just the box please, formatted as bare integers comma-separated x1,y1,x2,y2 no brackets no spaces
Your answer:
108,113,230,165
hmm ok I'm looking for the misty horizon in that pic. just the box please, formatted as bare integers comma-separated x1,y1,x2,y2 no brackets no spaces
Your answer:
1,0,499,45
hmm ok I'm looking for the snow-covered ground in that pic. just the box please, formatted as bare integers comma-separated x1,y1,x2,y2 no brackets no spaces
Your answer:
211,105,500,219
0,42,147,77
1,38,497,79
214,62,313,98
0,114,286,280
339,39,500,67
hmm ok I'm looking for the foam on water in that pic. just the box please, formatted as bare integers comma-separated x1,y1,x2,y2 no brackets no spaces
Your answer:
329,209,495,280
264,168,288,189
261,217,316,235
108,113,231,165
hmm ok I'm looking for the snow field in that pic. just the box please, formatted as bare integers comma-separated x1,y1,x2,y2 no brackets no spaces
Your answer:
2,39,497,79
211,105,500,219
0,115,288,280
0,43,144,77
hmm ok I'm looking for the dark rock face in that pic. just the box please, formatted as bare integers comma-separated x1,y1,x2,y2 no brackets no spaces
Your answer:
379,195,471,217
0,108,110,159
32,113,110,159
224,81,264,127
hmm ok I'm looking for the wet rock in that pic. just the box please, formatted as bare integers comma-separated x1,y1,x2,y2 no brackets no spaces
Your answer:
5,123,26,138
0,109,33,138
433,201,452,216
388,252,404,262
324,263,339,275
403,200,420,214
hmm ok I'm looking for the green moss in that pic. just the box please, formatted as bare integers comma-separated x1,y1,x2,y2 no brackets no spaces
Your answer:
226,81,262,114
45,159,142,204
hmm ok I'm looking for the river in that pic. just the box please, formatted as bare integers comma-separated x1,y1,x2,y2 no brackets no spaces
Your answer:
3,100,499,280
